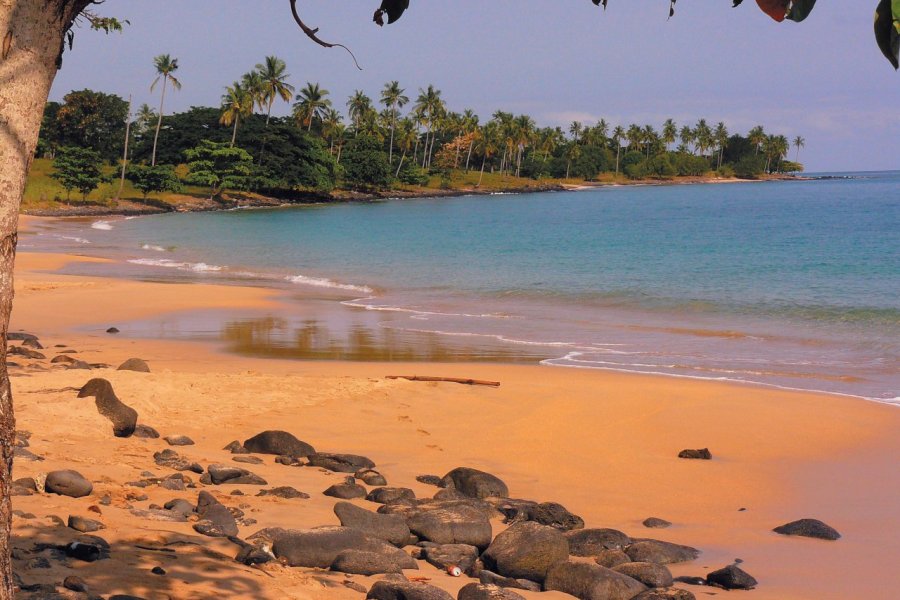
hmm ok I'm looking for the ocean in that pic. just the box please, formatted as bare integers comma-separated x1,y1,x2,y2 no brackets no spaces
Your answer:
23,172,900,404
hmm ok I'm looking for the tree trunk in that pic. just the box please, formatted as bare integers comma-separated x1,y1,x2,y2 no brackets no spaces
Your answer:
388,105,396,164
465,141,474,172
478,155,487,186
117,95,133,200
0,4,89,596
231,115,239,147
258,100,274,165
395,151,406,178
151,77,168,166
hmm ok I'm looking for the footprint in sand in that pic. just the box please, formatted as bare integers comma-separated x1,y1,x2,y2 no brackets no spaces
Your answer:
397,415,412,422
417,429,430,436
425,444,443,452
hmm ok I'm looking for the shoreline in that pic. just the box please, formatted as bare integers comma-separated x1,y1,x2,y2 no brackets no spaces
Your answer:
7,249,900,599
21,173,805,218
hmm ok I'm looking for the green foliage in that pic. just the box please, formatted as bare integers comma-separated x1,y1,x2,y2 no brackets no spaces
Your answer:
185,140,254,196
50,146,104,201
670,152,711,177
40,90,128,161
253,124,336,192
341,135,392,189
717,165,736,178
571,147,613,180
734,154,767,179
781,160,804,173
520,155,551,180
127,164,183,199
396,161,429,185
641,154,677,179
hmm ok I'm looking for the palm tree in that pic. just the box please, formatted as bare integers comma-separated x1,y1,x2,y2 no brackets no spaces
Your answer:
793,135,805,162
476,122,500,186
380,81,409,164
642,124,658,157
150,54,181,166
714,122,729,169
414,85,444,168
694,119,712,158
612,125,625,176
462,109,479,171
293,82,331,131
513,114,535,177
321,108,344,154
256,56,294,126
220,81,253,147
347,90,373,133
134,103,157,141
394,118,417,177
569,121,583,144
748,125,766,155
662,119,677,151
626,124,643,155
679,125,695,154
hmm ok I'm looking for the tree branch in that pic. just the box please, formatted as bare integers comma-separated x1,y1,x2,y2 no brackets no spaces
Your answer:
289,0,362,71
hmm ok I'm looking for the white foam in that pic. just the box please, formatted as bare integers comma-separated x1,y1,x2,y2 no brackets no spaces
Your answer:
91,220,113,230
58,235,91,244
285,275,373,294
127,258,224,272
141,244,168,252
340,299,510,320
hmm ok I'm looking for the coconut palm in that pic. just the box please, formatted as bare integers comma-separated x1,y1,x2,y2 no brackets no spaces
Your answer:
347,90,373,133
380,81,409,164
220,81,253,147
476,122,500,186
694,119,712,158
749,125,766,155
793,135,805,162
679,125,695,154
414,85,444,168
569,121,583,144
321,108,344,154
662,119,677,151
255,56,294,126
133,103,157,141
293,82,331,131
462,109,480,171
149,54,181,166
714,122,729,169
612,125,625,176
393,118,418,177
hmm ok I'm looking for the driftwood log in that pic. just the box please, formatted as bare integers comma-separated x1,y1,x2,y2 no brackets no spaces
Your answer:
386,375,500,387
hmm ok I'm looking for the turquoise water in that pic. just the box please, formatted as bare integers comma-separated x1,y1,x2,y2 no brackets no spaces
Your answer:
26,173,900,402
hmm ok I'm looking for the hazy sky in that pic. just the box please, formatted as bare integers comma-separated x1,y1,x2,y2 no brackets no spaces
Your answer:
51,1,900,172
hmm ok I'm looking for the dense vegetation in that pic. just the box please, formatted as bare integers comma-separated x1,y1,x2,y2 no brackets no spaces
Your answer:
34,55,805,207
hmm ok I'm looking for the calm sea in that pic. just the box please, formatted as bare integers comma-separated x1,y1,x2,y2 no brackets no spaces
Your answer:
23,173,900,404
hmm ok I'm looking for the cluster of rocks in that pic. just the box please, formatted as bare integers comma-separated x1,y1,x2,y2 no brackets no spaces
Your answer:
6,332,146,373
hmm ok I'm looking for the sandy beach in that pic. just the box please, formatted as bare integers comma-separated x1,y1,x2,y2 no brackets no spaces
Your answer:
7,225,900,598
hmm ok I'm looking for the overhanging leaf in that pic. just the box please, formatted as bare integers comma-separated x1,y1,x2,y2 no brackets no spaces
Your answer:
756,0,790,22
875,0,900,69
787,0,818,22
373,0,410,26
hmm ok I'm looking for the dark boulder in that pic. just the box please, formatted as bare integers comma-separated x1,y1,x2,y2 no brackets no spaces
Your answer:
272,526,383,568
367,487,416,505
243,430,315,457
193,491,238,537
164,435,194,446
417,474,443,486
613,562,674,588
442,467,508,499
594,549,632,568
67,516,105,533
106,327,120,334
163,498,195,517
677,448,711,460
478,571,542,592
77,378,138,437
45,470,92,498
424,543,480,574
133,424,160,439
117,358,150,372
153,449,203,473
356,468,388,486
11,477,37,496
565,528,632,556
307,452,375,473
457,583,527,600
544,561,648,600
633,589,697,600
334,501,411,546
528,502,584,531
625,540,700,564
773,518,841,540
407,502,493,549
207,463,267,485
233,455,263,465
331,547,418,575
642,518,672,529
367,579,454,600
705,565,758,590
324,481,367,500
224,440,249,454
482,521,569,583
257,486,309,499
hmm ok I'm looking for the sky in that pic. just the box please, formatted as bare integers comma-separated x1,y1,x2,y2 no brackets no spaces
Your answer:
50,1,900,172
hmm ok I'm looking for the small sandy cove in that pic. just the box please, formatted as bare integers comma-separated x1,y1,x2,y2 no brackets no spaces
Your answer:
7,245,900,599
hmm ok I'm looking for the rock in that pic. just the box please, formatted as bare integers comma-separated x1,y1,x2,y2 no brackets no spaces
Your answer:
151,566,166,575
133,424,160,439
307,452,376,473
642,518,672,529
63,575,89,592
7,332,39,342
235,543,275,566
366,487,416,505
705,565,758,590
613,562,673,588
772,518,841,540
417,474,443,486
272,526,389,568
11,477,37,496
130,508,188,523
77,378,138,437
67,516,105,533
625,540,700,565
66,359,93,370
232,455,263,465
51,355,77,364
458,583,527,600
544,561,648,600
45,470,92,498
407,502,493,549
424,543,480,574
594,549,632,568
254,486,307,500
275,455,300,465
324,481,368,499
194,491,238,537
356,468,388,486
331,548,418,575
565,529,632,556
164,435,194,446
224,440,249,454
633,589,697,600
673,576,707,586
367,579,454,600
478,571,542,592
153,449,203,473
441,467,508,499
243,430,315,457
66,536,110,562
334,501,411,546
207,463,267,485
677,448,711,460
8,346,45,359
22,337,43,349
164,498,196,516
527,502,584,531
106,327,120,334
117,358,150,372
482,522,569,583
